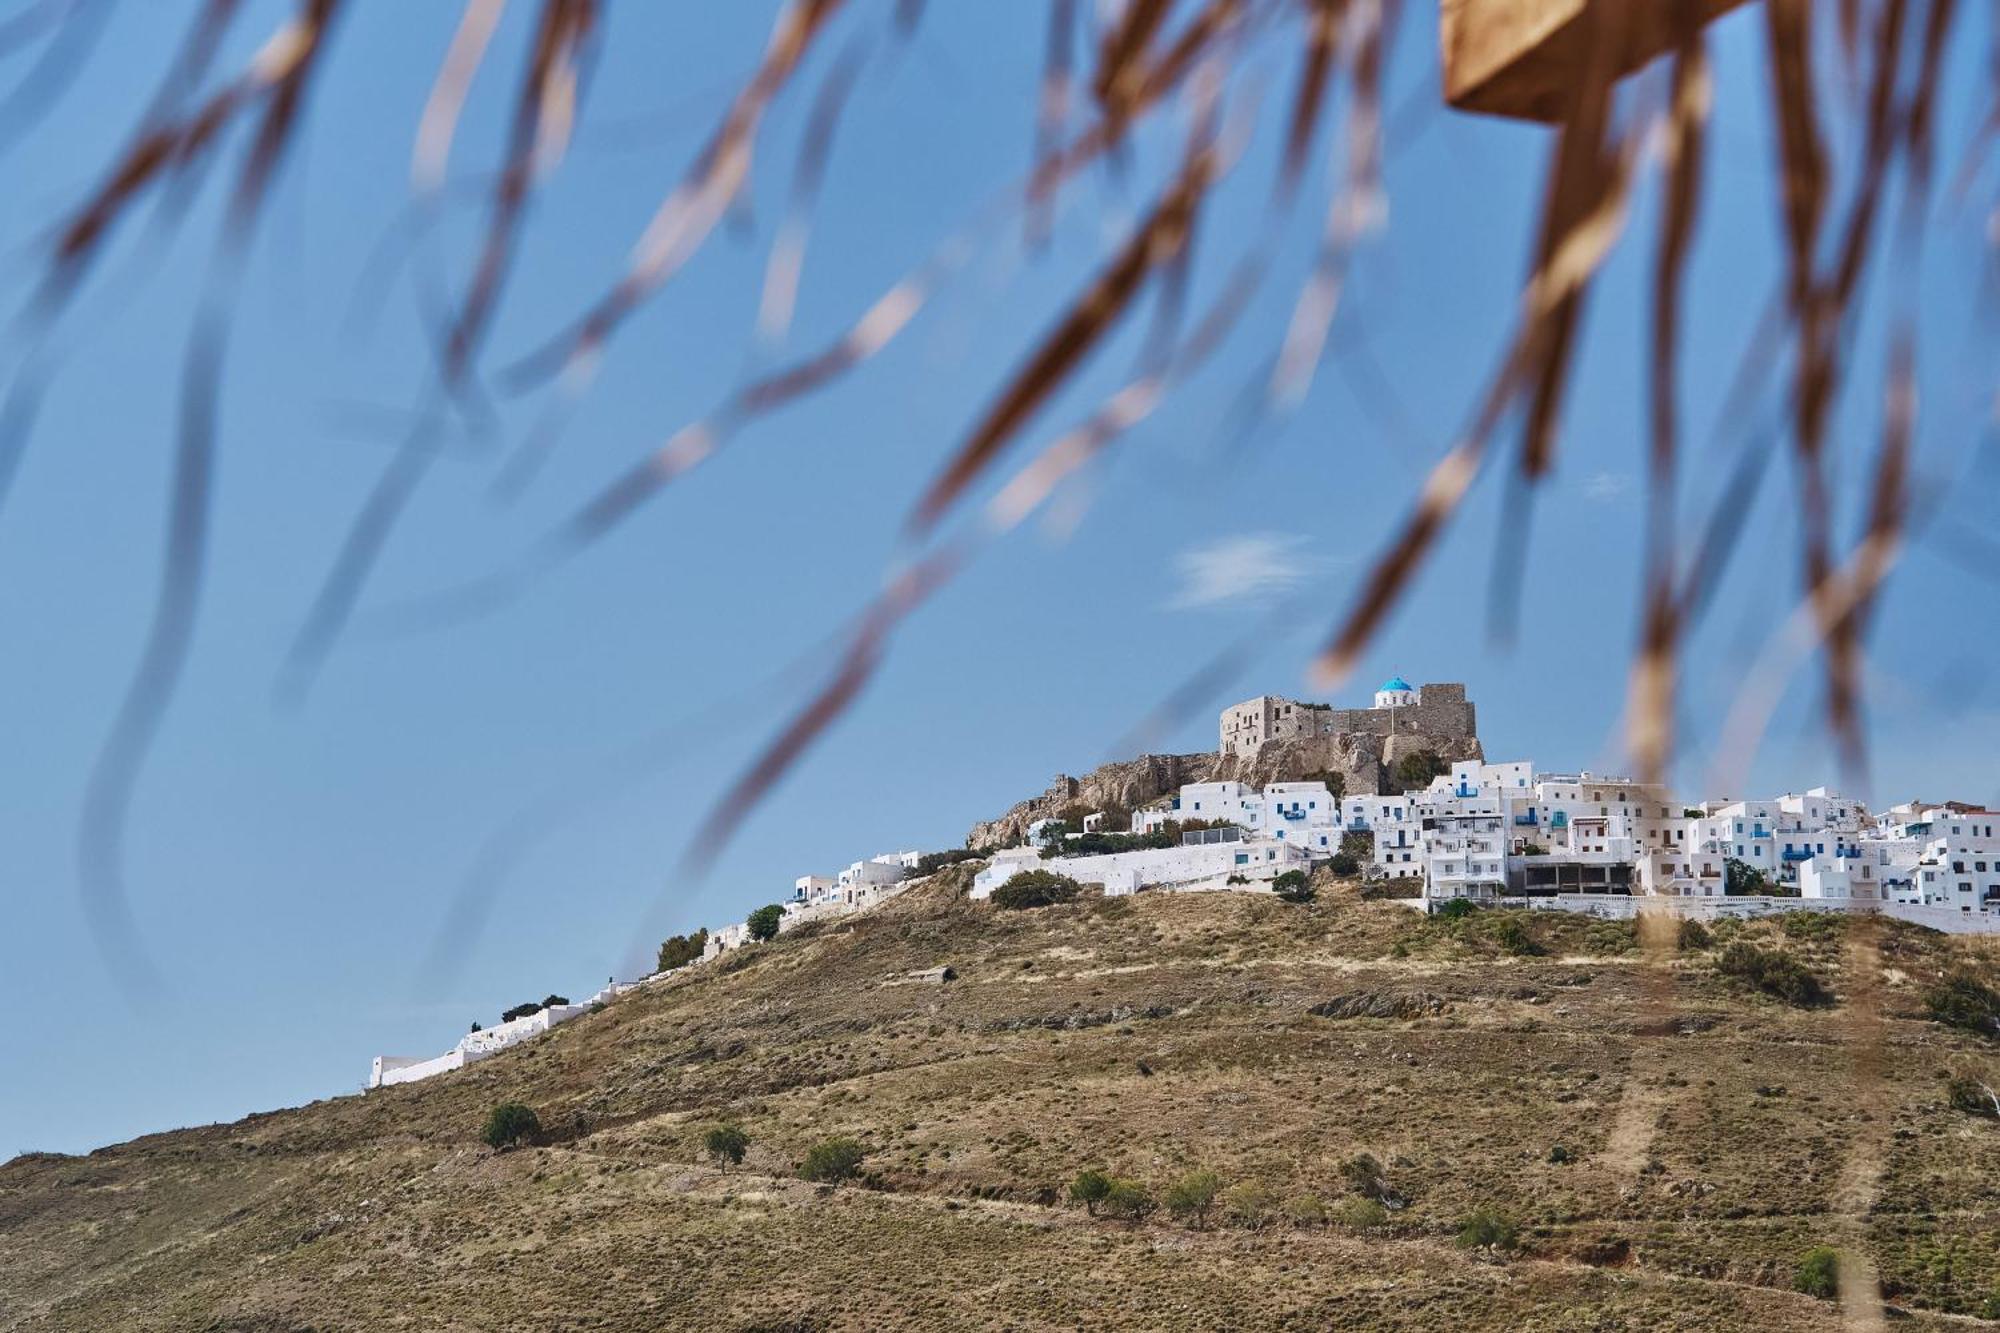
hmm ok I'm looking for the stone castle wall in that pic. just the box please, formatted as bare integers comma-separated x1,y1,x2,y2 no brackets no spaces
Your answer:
1217,682,1481,796
1223,683,1476,759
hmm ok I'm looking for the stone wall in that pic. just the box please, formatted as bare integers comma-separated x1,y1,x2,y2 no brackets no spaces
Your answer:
1221,683,1476,761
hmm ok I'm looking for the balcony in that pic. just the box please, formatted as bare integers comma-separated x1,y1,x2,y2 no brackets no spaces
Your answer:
1513,813,1538,826
1781,848,1813,863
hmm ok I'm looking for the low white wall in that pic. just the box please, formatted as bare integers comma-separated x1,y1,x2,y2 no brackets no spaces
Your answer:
1882,902,2000,935
369,997,604,1089
374,1049,464,1087
1515,894,2000,933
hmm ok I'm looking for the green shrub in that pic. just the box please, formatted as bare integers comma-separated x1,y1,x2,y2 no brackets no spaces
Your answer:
500,1001,542,1022
1676,918,1711,951
481,1102,540,1150
1434,898,1476,922
1492,916,1542,957
746,904,785,943
916,848,983,875
1715,941,1828,1006
1284,1193,1327,1228
540,993,569,1009
1548,1144,1572,1164
1331,1196,1388,1231
1272,870,1314,903
1223,1180,1275,1229
1794,1245,1840,1299
990,869,1083,910
1395,750,1448,791
1778,911,1844,942
1302,769,1347,802
1328,852,1362,877
1163,1169,1222,1228
1946,1075,1998,1117
1923,971,2000,1038
1069,1168,1112,1215
1099,1178,1154,1221
798,1136,865,1184
1043,829,1182,858
1456,1206,1519,1252
656,928,708,972
703,1123,749,1169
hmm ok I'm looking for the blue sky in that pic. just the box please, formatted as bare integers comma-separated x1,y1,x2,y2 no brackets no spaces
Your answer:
2,2,1995,1156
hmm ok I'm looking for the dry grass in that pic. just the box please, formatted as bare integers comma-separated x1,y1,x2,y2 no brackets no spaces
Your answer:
4,881,1997,1329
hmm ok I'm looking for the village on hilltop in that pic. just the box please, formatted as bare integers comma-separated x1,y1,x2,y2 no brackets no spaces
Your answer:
368,677,2000,1088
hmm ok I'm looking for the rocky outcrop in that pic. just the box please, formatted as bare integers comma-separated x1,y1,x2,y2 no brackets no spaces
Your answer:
966,753,1217,849
964,708,1482,848
1211,730,1484,801
1309,990,1451,1020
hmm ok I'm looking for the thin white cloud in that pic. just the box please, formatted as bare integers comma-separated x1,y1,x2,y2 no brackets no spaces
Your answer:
1581,470,1631,503
1168,533,1313,610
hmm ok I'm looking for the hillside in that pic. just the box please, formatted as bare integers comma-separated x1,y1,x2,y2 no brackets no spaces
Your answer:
5,870,1999,1331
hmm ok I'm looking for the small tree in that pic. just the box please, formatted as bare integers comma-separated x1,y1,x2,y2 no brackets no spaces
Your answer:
1272,869,1314,903
1434,897,1476,922
1223,1179,1276,1229
799,1136,865,1184
656,927,709,972
1677,918,1712,951
541,993,570,1009
1394,750,1448,792
1328,851,1361,877
1069,1168,1112,1215
704,1123,749,1170
1456,1206,1519,1253
1794,1246,1840,1300
990,869,1082,910
747,903,785,943
1163,1169,1221,1228
1724,857,1767,896
481,1102,540,1151
1099,1178,1154,1222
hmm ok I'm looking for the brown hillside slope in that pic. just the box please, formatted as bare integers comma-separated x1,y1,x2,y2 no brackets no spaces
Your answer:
4,874,1998,1331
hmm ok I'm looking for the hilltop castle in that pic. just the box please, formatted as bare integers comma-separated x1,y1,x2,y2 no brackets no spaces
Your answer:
1220,678,1479,763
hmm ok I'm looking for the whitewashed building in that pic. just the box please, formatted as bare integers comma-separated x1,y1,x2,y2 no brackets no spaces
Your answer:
971,831,1310,899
